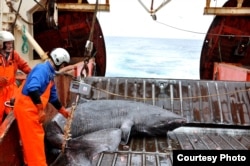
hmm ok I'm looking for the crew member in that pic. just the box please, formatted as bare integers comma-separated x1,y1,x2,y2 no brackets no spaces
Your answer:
0,30,31,123
14,47,71,166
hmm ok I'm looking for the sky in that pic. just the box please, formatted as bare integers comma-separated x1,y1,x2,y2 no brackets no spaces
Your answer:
92,0,227,39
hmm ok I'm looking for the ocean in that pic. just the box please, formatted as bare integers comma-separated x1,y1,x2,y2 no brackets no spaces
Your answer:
104,36,204,79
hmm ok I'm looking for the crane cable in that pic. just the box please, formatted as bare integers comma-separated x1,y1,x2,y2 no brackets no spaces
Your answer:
155,19,250,38
80,0,99,79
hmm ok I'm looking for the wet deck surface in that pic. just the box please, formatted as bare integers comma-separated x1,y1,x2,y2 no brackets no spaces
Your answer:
90,127,250,166
53,76,250,165
74,77,250,165
2,77,250,165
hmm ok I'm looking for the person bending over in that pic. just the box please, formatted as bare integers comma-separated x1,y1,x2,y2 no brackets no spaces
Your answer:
14,47,71,166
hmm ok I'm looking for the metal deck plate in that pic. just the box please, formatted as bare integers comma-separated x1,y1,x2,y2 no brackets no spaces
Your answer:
91,127,250,166
62,77,250,165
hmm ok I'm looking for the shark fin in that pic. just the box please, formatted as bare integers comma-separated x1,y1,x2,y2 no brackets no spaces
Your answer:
120,119,134,145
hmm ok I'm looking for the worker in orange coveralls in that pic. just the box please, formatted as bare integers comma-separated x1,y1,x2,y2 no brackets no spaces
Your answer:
14,48,71,166
0,30,31,124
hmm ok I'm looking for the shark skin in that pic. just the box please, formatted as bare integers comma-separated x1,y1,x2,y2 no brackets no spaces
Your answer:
49,128,122,166
45,100,186,146
45,100,186,165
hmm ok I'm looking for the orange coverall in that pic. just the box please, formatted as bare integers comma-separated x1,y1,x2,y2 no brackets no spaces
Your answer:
0,50,31,123
14,81,53,166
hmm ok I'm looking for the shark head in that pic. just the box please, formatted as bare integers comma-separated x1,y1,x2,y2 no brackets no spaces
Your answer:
133,110,186,136
165,116,187,131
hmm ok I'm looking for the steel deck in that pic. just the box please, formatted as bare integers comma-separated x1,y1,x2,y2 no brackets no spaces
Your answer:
89,127,250,166
1,76,250,165
71,77,250,166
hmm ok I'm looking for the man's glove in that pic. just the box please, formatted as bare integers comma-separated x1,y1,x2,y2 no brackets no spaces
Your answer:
0,76,8,86
36,104,45,123
58,107,70,118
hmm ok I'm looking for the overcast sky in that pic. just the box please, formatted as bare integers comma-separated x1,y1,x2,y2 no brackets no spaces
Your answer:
93,0,227,39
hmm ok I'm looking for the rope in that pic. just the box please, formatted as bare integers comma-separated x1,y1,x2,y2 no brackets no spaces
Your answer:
90,85,250,101
61,96,79,153
21,25,29,54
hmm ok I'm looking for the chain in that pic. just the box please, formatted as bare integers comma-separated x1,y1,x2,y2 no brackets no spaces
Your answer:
61,95,79,153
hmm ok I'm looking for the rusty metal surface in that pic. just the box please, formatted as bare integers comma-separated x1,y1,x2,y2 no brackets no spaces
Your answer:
89,127,250,166
1,76,250,165
33,0,106,76
70,76,250,165
82,77,250,126
0,112,23,166
200,0,250,80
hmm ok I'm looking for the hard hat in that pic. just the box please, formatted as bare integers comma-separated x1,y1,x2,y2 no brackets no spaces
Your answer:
50,48,70,66
0,31,15,49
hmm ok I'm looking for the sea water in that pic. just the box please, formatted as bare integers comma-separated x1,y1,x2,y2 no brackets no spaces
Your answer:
104,36,204,79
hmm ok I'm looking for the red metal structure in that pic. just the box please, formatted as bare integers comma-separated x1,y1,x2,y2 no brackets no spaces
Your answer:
200,0,250,80
33,0,107,76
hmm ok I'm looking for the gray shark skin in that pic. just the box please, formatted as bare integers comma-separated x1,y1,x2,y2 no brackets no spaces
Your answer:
45,100,186,165
45,100,186,146
49,128,122,166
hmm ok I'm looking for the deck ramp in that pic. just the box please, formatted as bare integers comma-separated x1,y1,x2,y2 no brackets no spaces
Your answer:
74,77,250,166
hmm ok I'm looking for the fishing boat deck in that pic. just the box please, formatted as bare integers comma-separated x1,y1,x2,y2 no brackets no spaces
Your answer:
90,127,250,166
76,76,250,166
1,76,250,166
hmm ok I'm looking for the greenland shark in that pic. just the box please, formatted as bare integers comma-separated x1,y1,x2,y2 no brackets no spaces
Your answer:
48,128,122,166
45,99,186,165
